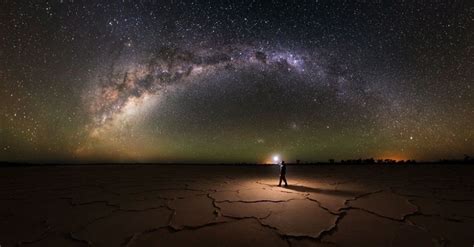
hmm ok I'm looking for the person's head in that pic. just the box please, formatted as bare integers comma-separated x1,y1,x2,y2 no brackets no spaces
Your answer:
282,161,285,165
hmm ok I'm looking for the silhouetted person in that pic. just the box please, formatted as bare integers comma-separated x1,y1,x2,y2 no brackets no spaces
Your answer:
278,161,288,186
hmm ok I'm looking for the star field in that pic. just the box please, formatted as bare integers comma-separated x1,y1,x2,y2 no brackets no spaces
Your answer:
1,0,472,163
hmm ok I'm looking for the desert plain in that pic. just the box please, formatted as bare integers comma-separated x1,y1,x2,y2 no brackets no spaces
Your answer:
1,164,473,247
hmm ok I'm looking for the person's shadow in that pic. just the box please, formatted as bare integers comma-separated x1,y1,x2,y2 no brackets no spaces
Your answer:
275,184,360,197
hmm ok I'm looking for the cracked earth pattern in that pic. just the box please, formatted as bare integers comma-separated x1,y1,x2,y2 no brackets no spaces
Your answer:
1,165,473,246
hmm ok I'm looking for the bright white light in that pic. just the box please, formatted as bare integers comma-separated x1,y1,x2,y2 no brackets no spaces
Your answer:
273,155,279,162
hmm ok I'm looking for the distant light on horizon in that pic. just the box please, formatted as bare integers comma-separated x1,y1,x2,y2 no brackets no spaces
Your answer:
273,155,280,163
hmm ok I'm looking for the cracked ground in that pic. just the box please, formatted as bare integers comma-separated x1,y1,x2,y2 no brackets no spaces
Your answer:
1,165,473,247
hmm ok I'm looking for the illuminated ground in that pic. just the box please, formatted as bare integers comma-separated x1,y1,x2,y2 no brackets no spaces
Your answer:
1,165,473,246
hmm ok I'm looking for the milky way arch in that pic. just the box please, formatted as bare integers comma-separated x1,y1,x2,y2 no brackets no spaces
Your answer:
77,42,398,160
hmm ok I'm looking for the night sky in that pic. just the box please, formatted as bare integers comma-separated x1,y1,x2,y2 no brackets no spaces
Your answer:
1,0,472,163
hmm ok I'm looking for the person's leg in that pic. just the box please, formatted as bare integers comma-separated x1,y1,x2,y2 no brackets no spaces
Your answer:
283,176,288,186
278,175,282,186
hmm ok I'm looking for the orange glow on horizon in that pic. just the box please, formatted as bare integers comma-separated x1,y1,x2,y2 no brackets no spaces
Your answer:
376,152,410,162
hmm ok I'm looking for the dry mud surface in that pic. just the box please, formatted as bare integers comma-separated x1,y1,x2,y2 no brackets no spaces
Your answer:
1,164,473,246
